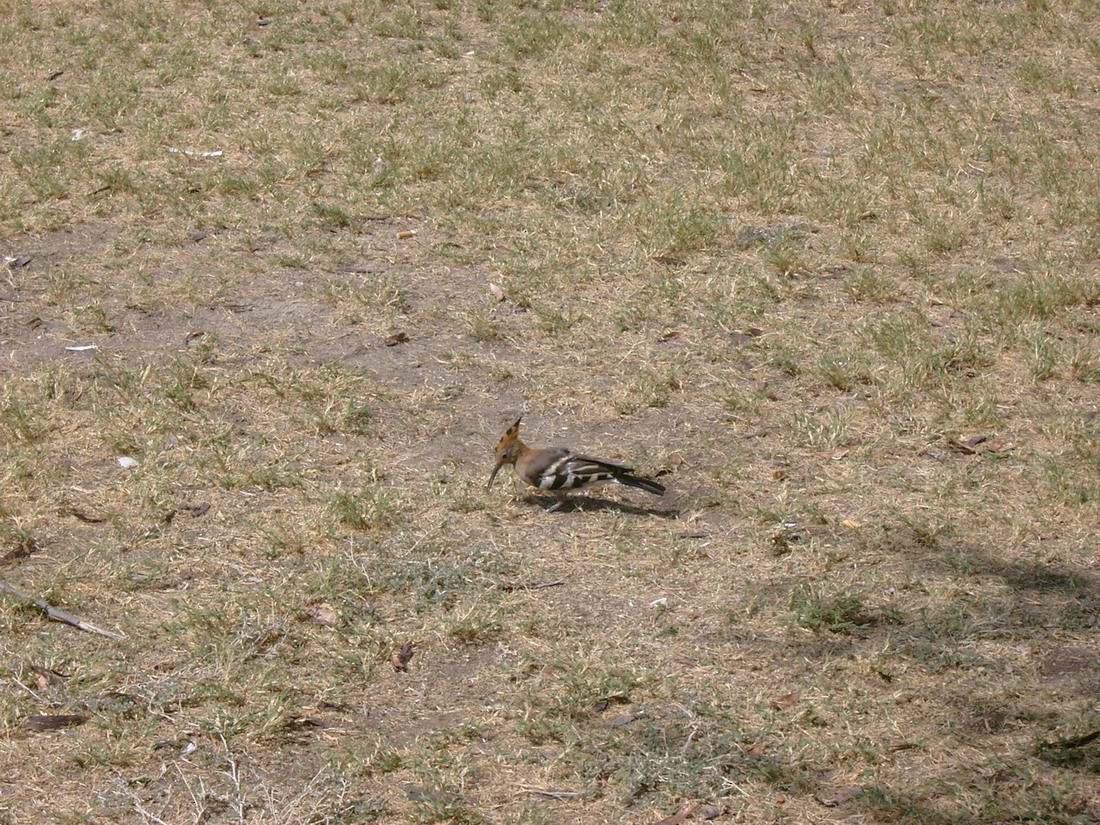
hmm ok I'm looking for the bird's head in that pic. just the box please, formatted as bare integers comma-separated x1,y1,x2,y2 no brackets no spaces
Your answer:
487,417,524,488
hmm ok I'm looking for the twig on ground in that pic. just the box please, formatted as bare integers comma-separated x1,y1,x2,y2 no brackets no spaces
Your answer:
0,581,124,639
519,786,583,799
497,579,566,592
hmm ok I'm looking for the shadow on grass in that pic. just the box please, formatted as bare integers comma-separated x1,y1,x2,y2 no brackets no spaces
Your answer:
902,529,1099,631
524,493,680,519
855,779,1098,825
717,520,1100,823
881,523,1099,598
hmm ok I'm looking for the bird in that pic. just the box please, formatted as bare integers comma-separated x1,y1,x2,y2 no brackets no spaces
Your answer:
486,417,666,511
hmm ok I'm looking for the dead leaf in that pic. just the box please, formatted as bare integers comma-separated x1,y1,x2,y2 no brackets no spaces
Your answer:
979,438,1011,454
606,712,638,728
659,329,680,342
830,448,849,460
949,434,989,454
391,642,414,672
154,739,190,752
384,332,409,347
1,536,40,566
30,665,65,689
406,786,458,805
23,714,88,731
164,502,211,524
285,716,331,730
593,694,630,713
653,804,692,825
488,282,505,302
731,327,765,345
818,787,858,807
746,741,768,757
696,804,723,820
68,508,106,524
652,254,685,266
306,602,338,624
772,691,801,710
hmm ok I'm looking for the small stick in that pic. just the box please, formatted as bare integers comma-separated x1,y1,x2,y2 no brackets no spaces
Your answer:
519,786,583,799
498,579,566,592
0,581,123,639
11,676,46,703
528,579,566,590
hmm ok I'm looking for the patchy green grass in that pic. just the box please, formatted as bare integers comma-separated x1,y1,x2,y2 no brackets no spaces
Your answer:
1,0,1098,822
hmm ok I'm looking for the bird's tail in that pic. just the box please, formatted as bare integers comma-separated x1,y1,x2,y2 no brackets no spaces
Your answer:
617,473,666,496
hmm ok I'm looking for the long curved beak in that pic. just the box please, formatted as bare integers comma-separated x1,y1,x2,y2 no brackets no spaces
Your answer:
487,459,505,489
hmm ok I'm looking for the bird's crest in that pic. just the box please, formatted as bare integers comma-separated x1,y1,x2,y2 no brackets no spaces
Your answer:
494,416,523,456
502,416,522,441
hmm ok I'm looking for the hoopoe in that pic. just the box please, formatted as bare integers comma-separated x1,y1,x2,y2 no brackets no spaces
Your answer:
486,417,666,511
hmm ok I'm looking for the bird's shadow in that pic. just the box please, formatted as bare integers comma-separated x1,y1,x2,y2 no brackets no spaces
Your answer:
525,494,679,518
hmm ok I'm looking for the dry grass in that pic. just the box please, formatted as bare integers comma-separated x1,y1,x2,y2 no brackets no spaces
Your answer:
1,1,1098,823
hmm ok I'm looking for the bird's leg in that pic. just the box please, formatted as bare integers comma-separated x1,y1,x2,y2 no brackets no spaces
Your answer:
544,493,567,513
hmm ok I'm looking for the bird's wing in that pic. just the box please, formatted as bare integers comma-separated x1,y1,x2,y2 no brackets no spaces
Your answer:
529,451,630,491
570,453,634,474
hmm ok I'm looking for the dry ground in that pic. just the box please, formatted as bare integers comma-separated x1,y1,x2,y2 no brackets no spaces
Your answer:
1,1,1098,823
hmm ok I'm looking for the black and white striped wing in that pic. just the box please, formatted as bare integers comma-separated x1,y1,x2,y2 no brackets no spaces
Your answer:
534,451,631,492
